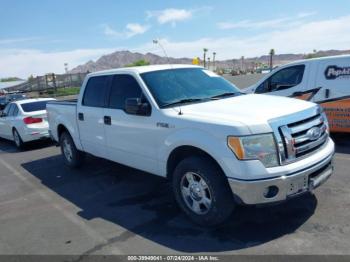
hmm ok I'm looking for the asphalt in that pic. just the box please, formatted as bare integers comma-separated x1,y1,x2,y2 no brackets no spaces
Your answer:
0,134,349,255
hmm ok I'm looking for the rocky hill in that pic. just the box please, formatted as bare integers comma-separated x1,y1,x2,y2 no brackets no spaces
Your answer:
70,49,350,73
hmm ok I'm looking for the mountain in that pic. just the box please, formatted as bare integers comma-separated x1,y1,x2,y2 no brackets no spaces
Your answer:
70,51,192,73
70,49,350,73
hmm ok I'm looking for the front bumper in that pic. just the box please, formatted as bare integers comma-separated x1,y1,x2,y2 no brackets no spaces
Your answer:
228,152,334,205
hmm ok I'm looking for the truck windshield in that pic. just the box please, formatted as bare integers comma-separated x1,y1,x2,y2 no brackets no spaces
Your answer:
141,68,241,108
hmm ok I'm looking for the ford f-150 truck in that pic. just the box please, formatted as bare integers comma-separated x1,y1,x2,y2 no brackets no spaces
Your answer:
47,65,335,226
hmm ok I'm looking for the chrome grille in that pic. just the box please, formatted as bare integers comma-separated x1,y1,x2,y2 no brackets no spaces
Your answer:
278,112,328,164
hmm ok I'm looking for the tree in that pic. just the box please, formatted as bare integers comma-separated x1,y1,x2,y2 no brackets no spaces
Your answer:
212,52,216,69
203,48,208,68
269,49,275,70
125,59,150,67
0,77,22,82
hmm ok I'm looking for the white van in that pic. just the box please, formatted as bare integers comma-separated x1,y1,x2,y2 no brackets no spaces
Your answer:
244,55,350,133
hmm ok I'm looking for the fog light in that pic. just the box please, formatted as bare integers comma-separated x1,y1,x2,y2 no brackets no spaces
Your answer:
263,186,279,198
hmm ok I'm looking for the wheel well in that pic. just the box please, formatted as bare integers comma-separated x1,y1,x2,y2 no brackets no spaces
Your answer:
166,145,222,180
57,124,69,140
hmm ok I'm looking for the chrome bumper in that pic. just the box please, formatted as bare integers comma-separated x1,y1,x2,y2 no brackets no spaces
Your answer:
228,153,334,205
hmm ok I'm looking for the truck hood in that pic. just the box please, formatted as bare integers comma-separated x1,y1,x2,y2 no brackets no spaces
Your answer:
176,94,315,134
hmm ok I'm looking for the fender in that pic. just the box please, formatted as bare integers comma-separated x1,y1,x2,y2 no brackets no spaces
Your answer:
158,127,239,177
54,114,84,151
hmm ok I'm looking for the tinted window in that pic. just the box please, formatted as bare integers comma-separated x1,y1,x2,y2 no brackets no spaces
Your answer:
7,104,15,116
21,101,49,112
83,76,109,107
256,65,305,94
12,105,19,116
3,104,11,115
108,74,142,110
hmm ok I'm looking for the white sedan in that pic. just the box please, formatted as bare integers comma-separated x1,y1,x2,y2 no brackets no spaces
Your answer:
0,98,55,148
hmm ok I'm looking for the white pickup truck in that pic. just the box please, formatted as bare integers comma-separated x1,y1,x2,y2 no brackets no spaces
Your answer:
47,65,335,226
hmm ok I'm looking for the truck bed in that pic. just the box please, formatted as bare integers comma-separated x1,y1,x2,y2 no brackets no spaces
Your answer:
47,99,79,145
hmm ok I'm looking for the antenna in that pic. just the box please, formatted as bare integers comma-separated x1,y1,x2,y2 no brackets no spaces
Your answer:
152,39,182,115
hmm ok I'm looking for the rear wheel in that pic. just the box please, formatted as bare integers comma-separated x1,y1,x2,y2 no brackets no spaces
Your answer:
172,156,235,226
13,129,24,149
60,132,85,168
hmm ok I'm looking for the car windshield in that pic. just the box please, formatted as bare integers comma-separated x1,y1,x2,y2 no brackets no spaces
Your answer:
20,101,50,112
140,68,241,108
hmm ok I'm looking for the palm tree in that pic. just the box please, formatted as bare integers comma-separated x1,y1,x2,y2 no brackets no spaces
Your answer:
208,57,211,69
203,48,208,68
269,49,275,70
212,52,216,69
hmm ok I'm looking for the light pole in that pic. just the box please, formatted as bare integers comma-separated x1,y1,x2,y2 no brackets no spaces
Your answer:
153,39,170,64
269,49,275,71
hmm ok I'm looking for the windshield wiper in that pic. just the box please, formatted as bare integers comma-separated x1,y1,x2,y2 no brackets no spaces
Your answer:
161,98,206,108
210,92,242,99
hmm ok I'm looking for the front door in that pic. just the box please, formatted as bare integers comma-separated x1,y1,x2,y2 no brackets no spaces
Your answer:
255,64,308,99
103,74,159,174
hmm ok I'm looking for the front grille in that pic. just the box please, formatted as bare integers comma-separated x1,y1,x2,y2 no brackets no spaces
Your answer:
277,112,328,164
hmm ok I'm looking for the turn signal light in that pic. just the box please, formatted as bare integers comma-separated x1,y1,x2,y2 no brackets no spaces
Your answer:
23,117,43,125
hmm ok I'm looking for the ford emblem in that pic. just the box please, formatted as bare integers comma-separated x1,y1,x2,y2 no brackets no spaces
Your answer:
307,127,322,141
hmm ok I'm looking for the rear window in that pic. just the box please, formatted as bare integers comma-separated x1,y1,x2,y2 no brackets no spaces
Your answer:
20,101,50,112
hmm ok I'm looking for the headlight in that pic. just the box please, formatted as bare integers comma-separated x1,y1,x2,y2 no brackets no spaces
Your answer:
227,134,279,168
318,105,330,133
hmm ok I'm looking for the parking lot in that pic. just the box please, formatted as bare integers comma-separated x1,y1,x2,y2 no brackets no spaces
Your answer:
0,134,349,255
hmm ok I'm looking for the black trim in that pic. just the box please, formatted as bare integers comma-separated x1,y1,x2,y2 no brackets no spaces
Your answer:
316,94,350,104
289,87,321,101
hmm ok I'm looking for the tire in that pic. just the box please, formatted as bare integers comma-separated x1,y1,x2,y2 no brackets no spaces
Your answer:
13,129,25,149
60,132,85,168
172,156,235,226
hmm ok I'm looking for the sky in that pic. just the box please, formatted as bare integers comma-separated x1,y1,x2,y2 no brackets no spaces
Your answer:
1,0,350,78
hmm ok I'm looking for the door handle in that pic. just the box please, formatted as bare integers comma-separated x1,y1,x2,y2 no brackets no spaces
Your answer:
104,116,111,125
78,112,84,121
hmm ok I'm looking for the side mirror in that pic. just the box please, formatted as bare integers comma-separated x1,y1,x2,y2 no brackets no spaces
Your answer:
125,98,151,116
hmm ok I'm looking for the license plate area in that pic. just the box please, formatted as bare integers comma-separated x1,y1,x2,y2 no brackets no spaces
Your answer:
287,175,308,196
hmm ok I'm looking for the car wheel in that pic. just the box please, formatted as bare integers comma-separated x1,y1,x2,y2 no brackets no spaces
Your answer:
13,129,24,149
172,156,235,226
60,132,85,168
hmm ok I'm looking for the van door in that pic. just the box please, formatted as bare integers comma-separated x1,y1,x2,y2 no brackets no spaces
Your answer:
77,75,111,158
312,57,350,132
254,64,308,98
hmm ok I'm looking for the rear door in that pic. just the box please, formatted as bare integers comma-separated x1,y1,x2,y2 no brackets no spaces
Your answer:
312,57,350,132
254,64,308,98
77,75,111,158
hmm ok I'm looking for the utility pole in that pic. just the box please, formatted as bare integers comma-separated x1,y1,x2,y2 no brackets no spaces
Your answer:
241,56,245,72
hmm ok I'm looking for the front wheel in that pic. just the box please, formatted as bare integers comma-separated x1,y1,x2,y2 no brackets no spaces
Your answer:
172,156,235,226
60,132,85,168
